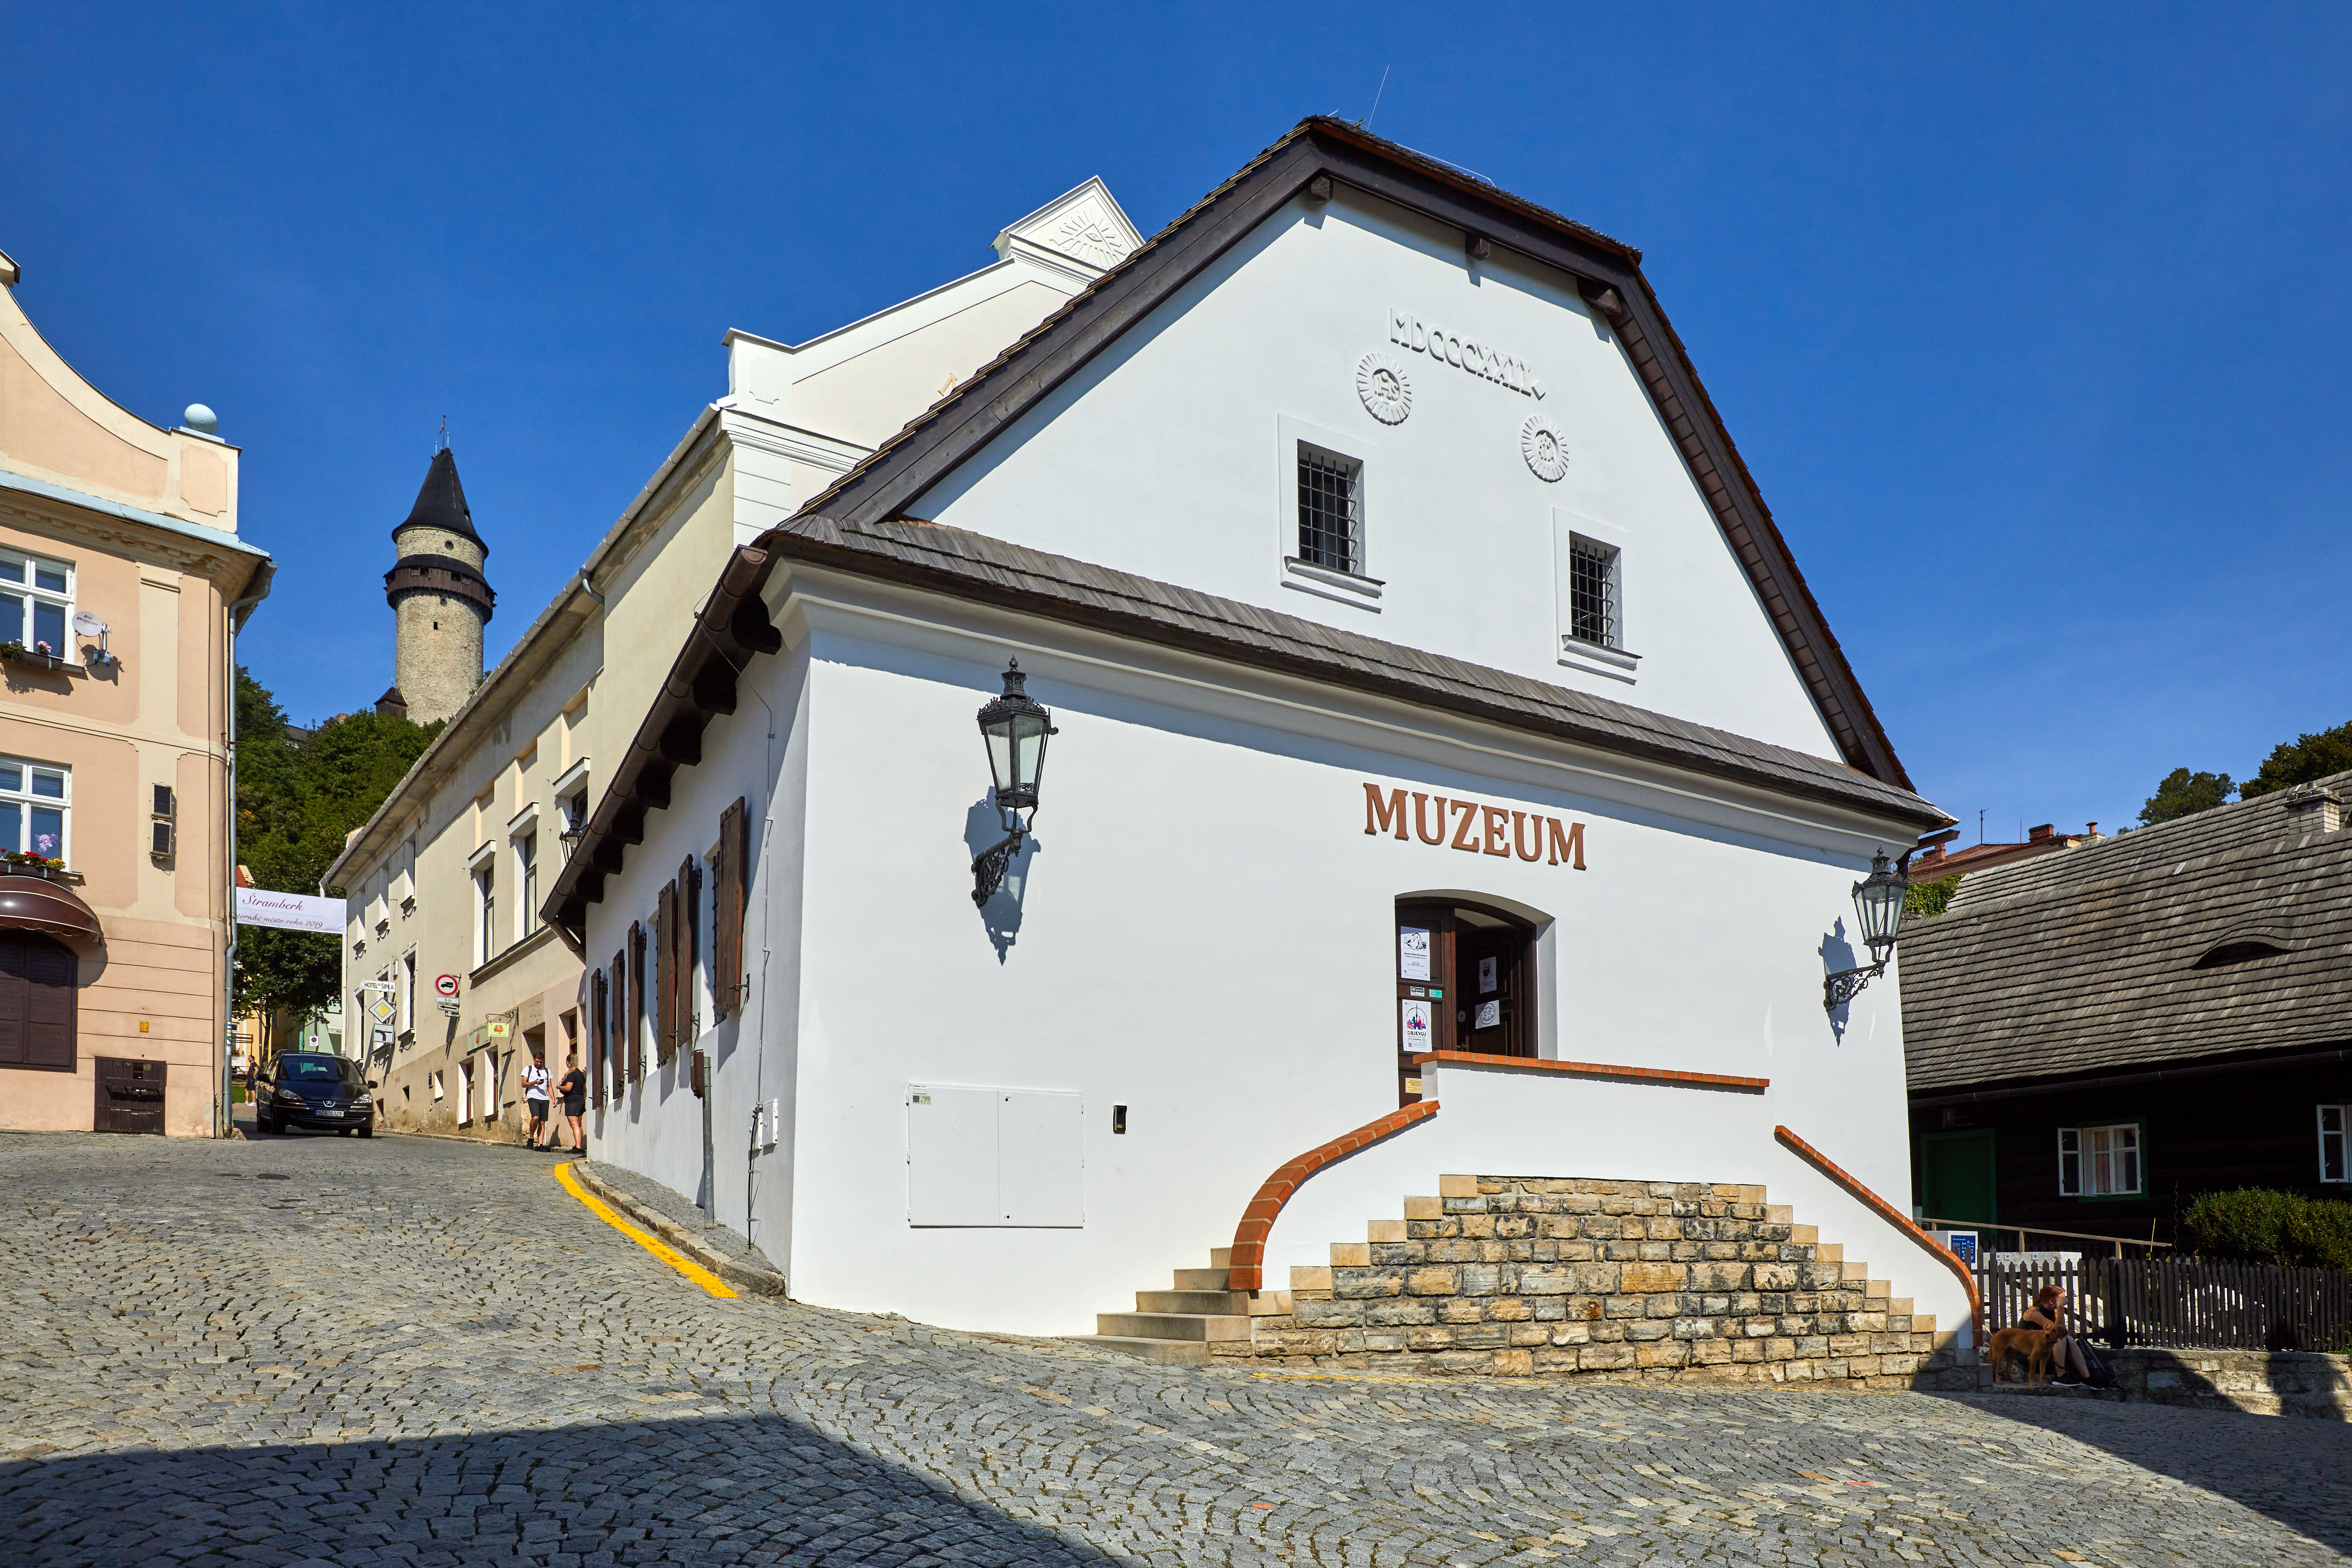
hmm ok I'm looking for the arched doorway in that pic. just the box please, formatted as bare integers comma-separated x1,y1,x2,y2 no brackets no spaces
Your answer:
1394,898,1539,1104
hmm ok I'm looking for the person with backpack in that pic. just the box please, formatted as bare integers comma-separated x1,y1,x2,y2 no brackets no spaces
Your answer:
2019,1284,2103,1387
520,1052,552,1149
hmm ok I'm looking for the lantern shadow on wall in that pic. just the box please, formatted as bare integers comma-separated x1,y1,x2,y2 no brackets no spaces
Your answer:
965,658,1058,964
964,796,1040,963
1818,919,1858,1041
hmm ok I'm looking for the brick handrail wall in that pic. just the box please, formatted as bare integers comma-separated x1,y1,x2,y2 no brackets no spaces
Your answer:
1227,1101,1439,1292
1413,1051,1769,1093
1774,1124,1984,1346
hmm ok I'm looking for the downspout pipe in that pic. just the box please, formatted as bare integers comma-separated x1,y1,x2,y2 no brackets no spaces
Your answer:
219,565,274,1137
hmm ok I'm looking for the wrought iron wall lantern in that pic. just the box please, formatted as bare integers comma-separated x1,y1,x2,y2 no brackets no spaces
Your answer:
1823,849,1911,1011
971,658,1058,906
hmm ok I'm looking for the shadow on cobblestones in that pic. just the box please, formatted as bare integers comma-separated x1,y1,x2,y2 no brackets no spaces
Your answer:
1936,1392,2352,1556
4,1414,1102,1568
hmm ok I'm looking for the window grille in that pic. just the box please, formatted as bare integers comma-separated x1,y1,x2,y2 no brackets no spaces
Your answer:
516,832,539,939
1567,536,1619,649
2322,1105,2348,1183
1296,446,1361,574
2058,1123,2142,1196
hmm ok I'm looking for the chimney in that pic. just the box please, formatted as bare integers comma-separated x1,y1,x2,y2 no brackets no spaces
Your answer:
2028,823,2055,844
2283,784,2342,835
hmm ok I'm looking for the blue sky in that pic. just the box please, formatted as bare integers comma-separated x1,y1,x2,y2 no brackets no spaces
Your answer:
6,4,2349,840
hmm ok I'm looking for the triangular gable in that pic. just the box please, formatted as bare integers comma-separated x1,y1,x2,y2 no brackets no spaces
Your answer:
797,118,1914,790
991,177,1144,278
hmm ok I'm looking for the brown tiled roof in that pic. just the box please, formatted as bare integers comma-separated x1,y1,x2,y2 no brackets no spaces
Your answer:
1900,777,2352,1093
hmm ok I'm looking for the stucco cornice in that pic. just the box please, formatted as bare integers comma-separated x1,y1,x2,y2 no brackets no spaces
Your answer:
0,472,271,603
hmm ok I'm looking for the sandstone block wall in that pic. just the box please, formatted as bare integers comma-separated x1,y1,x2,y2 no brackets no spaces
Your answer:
1220,1176,1958,1389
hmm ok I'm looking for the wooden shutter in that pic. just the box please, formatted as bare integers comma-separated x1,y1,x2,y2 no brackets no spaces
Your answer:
0,932,73,1071
589,969,607,1108
653,884,676,1066
713,797,746,1021
679,855,700,1046
626,925,646,1081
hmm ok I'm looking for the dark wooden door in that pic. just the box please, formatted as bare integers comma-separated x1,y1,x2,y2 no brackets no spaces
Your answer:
0,929,76,1071
1395,904,1455,1104
1920,1129,1998,1225
95,1057,166,1134
1456,916,1533,1058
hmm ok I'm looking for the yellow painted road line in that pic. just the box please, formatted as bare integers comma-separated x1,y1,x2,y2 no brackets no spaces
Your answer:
555,1161,737,1298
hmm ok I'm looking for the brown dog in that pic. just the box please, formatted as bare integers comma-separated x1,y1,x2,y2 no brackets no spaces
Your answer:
1989,1325,2053,1386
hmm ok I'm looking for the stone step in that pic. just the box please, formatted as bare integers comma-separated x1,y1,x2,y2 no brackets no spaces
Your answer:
1248,1291,1294,1318
1209,1247,1233,1268
1887,1298,1913,1316
1172,1268,1232,1291
1064,1334,1211,1366
1765,1205,1793,1223
1814,1242,1843,1263
1137,1289,1250,1315
1291,1265,1334,1294
1865,1278,1890,1300
1096,1311,1252,1343
1368,1219,1407,1243
1790,1224,1819,1244
1403,1196,1442,1220
1913,1314,1938,1334
1331,1242,1371,1266
1841,1261,1870,1284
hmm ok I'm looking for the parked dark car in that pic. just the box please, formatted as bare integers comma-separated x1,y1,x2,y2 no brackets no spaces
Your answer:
255,1053,376,1136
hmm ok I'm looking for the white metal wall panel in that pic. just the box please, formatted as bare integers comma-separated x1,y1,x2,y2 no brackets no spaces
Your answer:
994,1089,1084,1227
905,1084,998,1226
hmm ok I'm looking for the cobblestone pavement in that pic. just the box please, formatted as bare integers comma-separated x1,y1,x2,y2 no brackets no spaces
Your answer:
6,1130,2350,1568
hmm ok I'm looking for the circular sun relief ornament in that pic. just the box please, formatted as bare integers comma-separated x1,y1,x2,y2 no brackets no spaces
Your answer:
1355,352,1413,425
1520,413,1569,482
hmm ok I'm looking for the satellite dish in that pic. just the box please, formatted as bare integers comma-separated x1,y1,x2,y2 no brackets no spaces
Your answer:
71,612,106,638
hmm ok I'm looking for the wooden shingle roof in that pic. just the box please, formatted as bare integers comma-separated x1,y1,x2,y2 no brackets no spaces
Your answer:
1900,773,2352,1093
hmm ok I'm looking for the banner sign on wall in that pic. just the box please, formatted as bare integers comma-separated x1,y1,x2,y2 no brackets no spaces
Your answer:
234,888,347,934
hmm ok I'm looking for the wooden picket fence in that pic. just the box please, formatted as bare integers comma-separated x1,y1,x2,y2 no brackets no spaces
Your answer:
1977,1254,2352,1352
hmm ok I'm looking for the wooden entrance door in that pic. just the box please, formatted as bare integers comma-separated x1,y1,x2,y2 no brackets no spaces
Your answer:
1394,901,1536,1105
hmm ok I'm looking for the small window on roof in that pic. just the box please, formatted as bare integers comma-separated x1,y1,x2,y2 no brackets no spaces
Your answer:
2195,938,2289,969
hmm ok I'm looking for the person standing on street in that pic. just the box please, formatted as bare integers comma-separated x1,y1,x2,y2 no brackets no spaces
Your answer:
557,1051,587,1154
521,1052,551,1149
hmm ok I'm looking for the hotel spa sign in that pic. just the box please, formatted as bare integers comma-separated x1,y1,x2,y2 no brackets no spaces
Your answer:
1363,782,1585,868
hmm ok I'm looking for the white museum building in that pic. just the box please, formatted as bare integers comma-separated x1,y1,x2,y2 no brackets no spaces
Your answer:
544,118,1976,1383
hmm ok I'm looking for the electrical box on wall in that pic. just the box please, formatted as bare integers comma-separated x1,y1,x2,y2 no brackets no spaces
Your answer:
906,1083,1083,1227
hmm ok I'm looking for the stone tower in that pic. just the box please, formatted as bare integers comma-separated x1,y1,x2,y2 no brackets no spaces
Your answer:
380,448,495,727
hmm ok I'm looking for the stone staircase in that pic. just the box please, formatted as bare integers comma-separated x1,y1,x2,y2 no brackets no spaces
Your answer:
1065,1248,1296,1365
1076,1176,1973,1389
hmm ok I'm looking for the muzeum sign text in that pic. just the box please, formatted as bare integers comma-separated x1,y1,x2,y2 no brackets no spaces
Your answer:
1364,782,1586,868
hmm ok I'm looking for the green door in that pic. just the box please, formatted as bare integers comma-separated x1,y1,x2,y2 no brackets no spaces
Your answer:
1919,1129,1997,1225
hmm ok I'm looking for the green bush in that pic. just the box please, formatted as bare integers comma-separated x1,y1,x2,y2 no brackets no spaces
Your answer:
2182,1188,2352,1270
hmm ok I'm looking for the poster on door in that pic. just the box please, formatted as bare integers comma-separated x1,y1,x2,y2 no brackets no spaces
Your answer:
1398,927,1432,981
1474,1000,1501,1030
1400,998,1433,1055
1478,956,1498,995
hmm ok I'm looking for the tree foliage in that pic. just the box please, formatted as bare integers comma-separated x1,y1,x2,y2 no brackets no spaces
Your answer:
232,668,434,1022
2240,719,2352,800
1902,874,1960,921
2138,767,2234,826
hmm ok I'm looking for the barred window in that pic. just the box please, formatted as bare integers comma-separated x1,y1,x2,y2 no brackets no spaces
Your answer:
1296,445,1361,575
1566,536,1620,648
2322,1105,2348,1183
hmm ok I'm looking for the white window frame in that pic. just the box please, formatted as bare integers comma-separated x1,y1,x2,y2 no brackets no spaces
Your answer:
0,756,72,864
1275,414,1382,610
2058,1122,2144,1197
469,842,498,967
399,950,417,1038
2322,1105,2348,1184
509,805,541,944
0,549,75,658
1552,507,1640,683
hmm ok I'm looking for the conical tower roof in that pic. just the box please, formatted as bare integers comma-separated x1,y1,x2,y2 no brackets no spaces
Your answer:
393,447,486,553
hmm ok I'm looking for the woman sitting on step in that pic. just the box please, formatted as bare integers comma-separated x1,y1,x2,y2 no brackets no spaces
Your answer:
2019,1284,2092,1387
